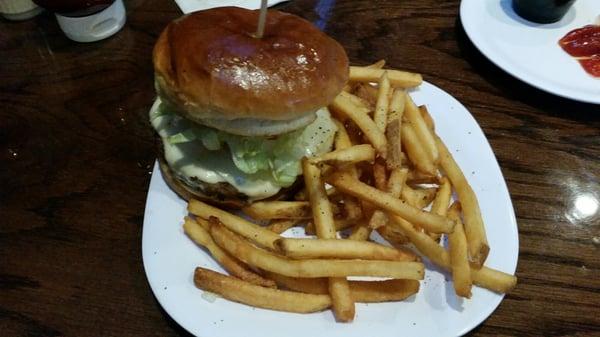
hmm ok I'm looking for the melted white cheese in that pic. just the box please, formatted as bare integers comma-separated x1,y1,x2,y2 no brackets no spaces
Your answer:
150,99,281,199
149,99,335,199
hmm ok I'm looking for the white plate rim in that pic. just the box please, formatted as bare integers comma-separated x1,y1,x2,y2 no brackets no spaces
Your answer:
141,81,520,337
459,0,600,105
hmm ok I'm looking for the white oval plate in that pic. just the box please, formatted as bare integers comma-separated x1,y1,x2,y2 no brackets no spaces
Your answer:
460,0,600,104
142,81,519,337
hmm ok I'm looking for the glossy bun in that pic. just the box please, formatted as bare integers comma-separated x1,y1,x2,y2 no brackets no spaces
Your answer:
153,7,349,123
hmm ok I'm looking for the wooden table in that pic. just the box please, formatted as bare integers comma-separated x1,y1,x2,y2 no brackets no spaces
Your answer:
1,0,599,335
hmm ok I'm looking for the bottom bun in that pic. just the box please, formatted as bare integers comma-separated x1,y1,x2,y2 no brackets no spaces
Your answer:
158,157,301,209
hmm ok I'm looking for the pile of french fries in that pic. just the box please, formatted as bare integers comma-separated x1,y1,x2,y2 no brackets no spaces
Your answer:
183,61,517,322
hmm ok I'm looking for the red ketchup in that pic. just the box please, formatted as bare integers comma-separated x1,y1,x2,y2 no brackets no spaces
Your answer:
559,25,600,77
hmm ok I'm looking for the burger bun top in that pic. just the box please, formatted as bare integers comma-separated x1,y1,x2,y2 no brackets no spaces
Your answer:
153,7,349,126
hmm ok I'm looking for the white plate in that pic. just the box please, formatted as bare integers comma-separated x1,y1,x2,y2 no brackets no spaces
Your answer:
142,81,519,337
460,0,600,104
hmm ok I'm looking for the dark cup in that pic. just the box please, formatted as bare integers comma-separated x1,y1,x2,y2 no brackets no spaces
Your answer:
512,0,576,23
32,0,115,17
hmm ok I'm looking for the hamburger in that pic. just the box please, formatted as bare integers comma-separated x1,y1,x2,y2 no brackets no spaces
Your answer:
149,7,349,207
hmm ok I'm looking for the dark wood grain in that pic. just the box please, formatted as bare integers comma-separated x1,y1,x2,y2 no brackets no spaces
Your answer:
1,0,599,336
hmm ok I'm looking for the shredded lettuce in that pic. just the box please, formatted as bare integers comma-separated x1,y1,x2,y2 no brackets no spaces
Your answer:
156,102,337,187
199,128,222,151
150,105,168,121
167,128,198,144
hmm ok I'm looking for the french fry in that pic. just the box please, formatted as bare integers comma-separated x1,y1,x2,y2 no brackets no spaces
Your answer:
188,199,280,250
329,278,353,322
349,60,386,107
348,224,371,241
264,272,324,294
310,144,375,167
388,215,450,267
332,119,361,185
367,167,406,232
385,90,406,169
367,210,388,230
349,66,423,88
194,267,331,313
302,159,339,240
184,217,277,288
400,185,419,207
344,90,373,112
372,161,388,190
243,200,341,219
387,167,409,198
374,71,390,132
192,215,212,231
243,201,312,220
345,61,387,98
294,186,337,201
342,60,385,93
210,222,425,280
377,225,409,246
447,203,473,298
471,266,518,293
404,94,438,163
266,219,302,234
401,185,437,209
353,83,378,108
348,279,419,303
431,177,451,216
387,214,516,294
368,164,396,229
302,158,354,321
342,196,363,221
436,136,489,267
266,272,419,303
406,169,439,185
385,119,403,170
401,122,437,175
345,120,366,146
366,59,386,69
388,89,406,122
276,238,417,261
418,105,435,131
326,172,454,234
305,219,355,235
333,119,353,150
429,177,451,241
413,187,437,208
330,92,388,158
359,199,376,220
